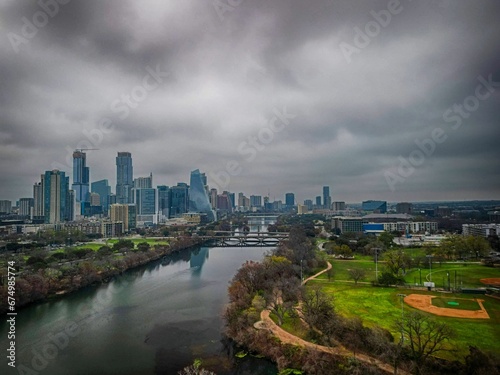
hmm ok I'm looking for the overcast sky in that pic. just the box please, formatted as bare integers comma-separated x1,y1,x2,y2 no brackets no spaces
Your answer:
1,0,499,204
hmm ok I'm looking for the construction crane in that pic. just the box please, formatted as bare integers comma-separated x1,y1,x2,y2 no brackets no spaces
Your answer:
75,148,99,152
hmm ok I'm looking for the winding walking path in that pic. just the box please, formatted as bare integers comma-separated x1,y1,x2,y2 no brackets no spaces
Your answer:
254,261,410,375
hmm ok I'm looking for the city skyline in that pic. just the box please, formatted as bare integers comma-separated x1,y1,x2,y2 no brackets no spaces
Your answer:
1,1,499,203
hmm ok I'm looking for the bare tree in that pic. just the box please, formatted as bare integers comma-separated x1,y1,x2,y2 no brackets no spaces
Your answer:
347,268,366,285
264,276,300,326
300,285,335,332
397,312,454,375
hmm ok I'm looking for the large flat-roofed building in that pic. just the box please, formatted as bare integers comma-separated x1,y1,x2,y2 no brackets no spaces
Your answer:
332,216,367,234
462,224,500,237
396,202,413,214
382,221,438,234
362,200,387,213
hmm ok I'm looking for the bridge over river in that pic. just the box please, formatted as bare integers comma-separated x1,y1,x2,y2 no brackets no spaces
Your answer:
198,231,288,247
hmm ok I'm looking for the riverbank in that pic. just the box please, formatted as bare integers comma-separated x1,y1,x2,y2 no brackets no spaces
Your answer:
0,236,207,315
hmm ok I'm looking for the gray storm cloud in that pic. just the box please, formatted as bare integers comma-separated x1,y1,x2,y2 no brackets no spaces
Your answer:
0,0,499,203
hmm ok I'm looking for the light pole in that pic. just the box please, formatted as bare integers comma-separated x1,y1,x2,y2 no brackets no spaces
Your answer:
429,255,432,283
397,293,406,344
374,247,380,283
426,254,433,289
300,259,303,282
419,268,422,285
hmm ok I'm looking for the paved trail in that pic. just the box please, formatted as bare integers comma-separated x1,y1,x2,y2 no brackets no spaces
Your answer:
254,261,410,375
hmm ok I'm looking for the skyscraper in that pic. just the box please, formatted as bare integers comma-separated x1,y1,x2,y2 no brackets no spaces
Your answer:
250,195,262,208
72,151,90,209
116,152,133,204
315,196,322,207
134,173,153,189
169,183,189,218
33,181,44,220
157,185,170,219
135,187,156,225
43,170,69,224
189,169,215,222
285,193,295,207
323,186,331,209
19,198,34,217
91,179,111,214
210,188,218,210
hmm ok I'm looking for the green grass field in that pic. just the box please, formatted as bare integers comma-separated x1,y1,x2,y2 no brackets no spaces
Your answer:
404,264,500,288
308,279,500,360
317,254,500,290
431,297,481,310
73,238,169,250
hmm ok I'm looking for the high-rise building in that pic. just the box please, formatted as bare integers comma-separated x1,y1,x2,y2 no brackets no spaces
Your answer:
228,192,235,208
323,186,331,209
250,195,262,208
91,179,111,214
285,193,295,207
110,203,136,232
210,188,218,210
217,193,232,212
33,181,44,219
169,183,189,218
72,151,90,211
315,196,322,207
43,170,69,224
304,199,313,210
0,200,12,214
19,198,34,217
157,185,170,219
189,169,215,221
134,173,153,189
68,189,76,221
116,152,133,204
135,187,156,225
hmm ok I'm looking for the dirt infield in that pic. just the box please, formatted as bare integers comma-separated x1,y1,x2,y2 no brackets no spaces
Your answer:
404,294,490,319
480,278,500,286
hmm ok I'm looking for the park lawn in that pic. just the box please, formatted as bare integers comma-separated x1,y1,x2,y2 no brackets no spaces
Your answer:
73,238,169,251
106,238,169,246
72,243,103,251
315,258,379,283
308,280,500,360
404,264,500,288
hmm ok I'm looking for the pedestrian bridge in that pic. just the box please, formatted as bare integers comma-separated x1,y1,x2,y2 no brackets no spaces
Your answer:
198,231,288,247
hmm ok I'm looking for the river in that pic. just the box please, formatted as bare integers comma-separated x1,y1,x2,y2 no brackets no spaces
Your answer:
1,218,279,375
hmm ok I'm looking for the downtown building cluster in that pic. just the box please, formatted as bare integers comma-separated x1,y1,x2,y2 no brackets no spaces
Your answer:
0,151,219,236
0,150,338,237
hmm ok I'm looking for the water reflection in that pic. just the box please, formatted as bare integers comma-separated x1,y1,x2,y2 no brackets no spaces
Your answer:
0,245,277,375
